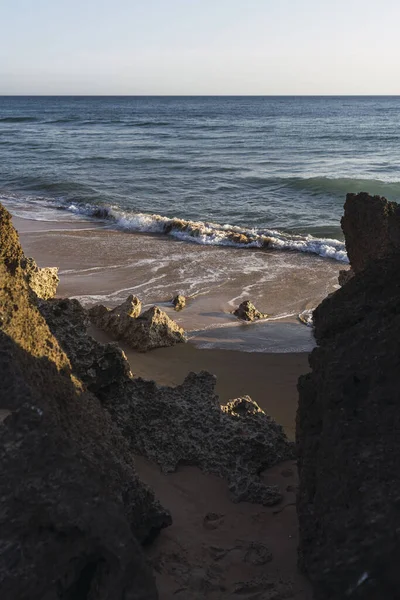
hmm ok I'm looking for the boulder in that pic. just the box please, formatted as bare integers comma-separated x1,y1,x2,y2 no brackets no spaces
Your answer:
20,255,59,299
89,300,186,352
172,294,186,310
233,300,268,321
297,196,400,599
341,191,400,273
89,294,142,339
0,203,171,600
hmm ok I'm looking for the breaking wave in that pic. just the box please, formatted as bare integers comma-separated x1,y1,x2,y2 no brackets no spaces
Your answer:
66,202,348,263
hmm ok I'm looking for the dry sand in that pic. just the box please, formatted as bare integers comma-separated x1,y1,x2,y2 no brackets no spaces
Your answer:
14,214,312,599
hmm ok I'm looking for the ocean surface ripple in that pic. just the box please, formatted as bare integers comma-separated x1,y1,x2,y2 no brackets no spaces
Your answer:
1,95,399,263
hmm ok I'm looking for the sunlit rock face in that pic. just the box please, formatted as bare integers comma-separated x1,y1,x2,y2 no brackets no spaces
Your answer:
297,194,400,599
172,293,186,311
89,297,187,352
233,300,268,321
20,256,59,299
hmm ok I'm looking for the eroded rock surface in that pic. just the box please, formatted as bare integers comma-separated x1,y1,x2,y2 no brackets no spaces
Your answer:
89,298,186,352
38,297,133,395
341,191,400,273
101,377,294,506
0,204,170,600
20,255,59,299
32,273,292,508
172,294,186,310
234,300,268,322
297,195,400,599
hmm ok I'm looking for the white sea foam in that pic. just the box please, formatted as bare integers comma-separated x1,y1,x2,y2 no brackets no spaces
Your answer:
298,309,314,327
66,203,349,263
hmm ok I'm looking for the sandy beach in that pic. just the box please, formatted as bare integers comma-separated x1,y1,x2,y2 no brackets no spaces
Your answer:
13,213,312,598
13,213,340,353
14,213,311,438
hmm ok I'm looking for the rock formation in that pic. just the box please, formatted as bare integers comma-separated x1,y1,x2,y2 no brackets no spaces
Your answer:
341,191,400,273
172,293,186,310
89,297,186,351
234,300,268,321
297,193,400,599
36,297,294,507
0,204,171,600
20,255,59,299
38,297,133,395
102,380,294,506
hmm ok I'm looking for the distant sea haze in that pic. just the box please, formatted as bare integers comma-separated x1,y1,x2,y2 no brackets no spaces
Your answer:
1,96,400,263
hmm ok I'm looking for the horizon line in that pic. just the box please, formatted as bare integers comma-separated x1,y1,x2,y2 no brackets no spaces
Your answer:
1,94,400,98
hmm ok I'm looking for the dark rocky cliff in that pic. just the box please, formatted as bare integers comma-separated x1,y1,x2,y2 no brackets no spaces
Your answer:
297,192,400,599
0,204,171,600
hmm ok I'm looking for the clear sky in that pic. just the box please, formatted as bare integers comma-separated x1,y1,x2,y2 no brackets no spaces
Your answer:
1,0,399,95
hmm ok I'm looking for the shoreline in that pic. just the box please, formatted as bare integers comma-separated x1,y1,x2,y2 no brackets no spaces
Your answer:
7,209,313,598
13,212,311,437
11,212,340,354
13,211,311,438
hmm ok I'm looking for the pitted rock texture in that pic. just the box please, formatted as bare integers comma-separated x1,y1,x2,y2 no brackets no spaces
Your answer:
38,297,133,395
341,192,400,273
297,249,400,594
0,204,170,600
102,378,294,506
30,273,292,507
40,295,292,505
234,300,268,322
172,294,186,310
89,298,186,352
20,255,59,299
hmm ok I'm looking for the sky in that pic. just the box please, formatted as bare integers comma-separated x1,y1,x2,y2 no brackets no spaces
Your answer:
1,0,400,95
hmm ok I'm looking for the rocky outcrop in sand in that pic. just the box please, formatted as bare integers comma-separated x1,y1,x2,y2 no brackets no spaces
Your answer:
234,300,268,321
20,255,59,299
106,377,294,505
172,293,186,310
0,204,171,600
89,296,186,351
38,295,294,507
341,191,400,273
297,194,400,599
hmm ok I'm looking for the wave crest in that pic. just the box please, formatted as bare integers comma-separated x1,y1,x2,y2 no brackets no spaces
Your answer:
67,203,348,263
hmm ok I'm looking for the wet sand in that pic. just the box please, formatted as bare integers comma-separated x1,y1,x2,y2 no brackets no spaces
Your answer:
13,213,313,598
13,214,340,354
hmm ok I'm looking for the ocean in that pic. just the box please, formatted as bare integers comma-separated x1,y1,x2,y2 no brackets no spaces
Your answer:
1,96,400,350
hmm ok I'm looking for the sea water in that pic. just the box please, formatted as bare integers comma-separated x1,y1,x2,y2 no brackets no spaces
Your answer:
1,96,399,348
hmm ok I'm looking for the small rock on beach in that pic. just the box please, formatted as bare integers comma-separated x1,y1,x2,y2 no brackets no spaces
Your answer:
233,300,268,322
